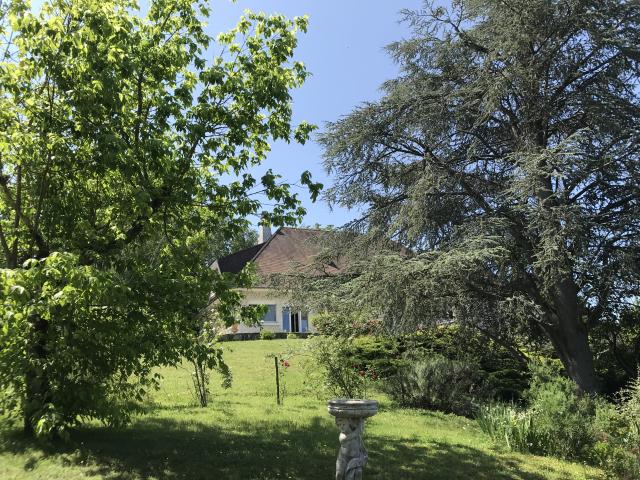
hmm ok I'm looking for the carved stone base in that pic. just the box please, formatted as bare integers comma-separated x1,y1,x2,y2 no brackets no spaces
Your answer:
327,399,378,480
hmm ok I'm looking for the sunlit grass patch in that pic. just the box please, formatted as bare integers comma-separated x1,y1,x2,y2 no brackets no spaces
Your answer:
1,340,603,479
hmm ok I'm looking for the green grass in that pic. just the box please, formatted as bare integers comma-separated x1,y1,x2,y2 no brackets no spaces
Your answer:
0,340,603,479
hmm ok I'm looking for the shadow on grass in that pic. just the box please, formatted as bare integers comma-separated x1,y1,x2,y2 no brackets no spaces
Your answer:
1,415,590,480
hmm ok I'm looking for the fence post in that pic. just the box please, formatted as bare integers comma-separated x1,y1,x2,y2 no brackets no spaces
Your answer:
274,356,281,405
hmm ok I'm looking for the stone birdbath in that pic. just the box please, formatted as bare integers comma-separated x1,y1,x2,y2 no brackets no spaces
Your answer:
327,399,378,480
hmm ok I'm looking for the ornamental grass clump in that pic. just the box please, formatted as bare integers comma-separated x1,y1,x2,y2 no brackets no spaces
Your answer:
476,403,544,454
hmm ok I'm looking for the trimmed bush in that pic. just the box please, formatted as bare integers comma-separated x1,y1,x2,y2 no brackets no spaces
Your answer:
260,330,275,340
379,325,530,416
350,336,401,378
310,312,382,337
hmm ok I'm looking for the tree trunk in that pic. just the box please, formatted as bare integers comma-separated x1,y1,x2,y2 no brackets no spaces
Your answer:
23,313,51,436
542,277,599,393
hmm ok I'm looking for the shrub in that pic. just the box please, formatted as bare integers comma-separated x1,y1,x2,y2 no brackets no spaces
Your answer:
403,325,530,402
370,325,531,417
618,376,640,440
590,306,640,395
588,377,640,479
477,365,640,477
311,312,382,337
303,336,378,398
524,361,598,459
350,336,401,378
476,361,596,459
260,330,275,340
589,400,640,480
590,441,640,480
383,354,486,416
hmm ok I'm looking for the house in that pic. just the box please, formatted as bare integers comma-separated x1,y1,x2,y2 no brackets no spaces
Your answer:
211,226,338,334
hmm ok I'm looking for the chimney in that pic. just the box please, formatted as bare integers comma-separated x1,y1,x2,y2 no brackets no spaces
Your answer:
258,225,272,244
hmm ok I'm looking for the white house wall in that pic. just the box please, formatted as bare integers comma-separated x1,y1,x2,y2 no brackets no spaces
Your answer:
226,288,316,334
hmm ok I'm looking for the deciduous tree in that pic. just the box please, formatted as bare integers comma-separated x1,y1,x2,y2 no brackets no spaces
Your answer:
0,0,319,435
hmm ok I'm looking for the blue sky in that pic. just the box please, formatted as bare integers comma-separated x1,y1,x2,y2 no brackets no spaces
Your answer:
30,0,431,227
208,0,426,228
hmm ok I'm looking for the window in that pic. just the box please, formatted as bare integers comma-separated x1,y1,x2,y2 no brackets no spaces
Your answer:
261,304,277,323
283,308,309,332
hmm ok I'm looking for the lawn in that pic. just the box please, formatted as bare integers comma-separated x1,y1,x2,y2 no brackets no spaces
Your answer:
0,339,603,479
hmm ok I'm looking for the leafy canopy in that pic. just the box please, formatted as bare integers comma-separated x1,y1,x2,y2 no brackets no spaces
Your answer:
0,0,320,434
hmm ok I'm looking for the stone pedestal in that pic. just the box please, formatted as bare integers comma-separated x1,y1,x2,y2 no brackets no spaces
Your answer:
327,399,378,480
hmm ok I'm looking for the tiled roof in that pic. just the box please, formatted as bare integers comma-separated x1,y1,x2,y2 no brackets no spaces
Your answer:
211,243,263,275
213,227,340,283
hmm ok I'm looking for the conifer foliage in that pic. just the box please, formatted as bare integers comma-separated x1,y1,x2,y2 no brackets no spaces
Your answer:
319,0,640,392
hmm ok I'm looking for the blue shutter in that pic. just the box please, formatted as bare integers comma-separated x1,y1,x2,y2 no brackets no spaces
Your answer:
301,312,309,332
282,307,290,332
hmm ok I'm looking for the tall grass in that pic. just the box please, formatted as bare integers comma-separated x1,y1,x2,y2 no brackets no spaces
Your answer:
476,403,545,454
